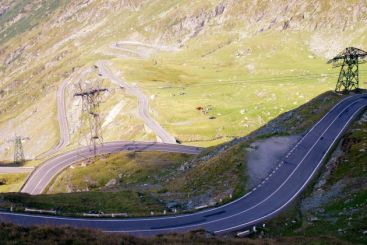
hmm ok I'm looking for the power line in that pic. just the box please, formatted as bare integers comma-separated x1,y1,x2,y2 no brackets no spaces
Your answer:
328,47,367,92
141,70,367,89
74,82,108,157
7,135,30,165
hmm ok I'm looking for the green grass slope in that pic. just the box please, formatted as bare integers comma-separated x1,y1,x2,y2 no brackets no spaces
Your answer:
0,0,367,162
0,223,352,245
0,91,353,216
0,0,70,45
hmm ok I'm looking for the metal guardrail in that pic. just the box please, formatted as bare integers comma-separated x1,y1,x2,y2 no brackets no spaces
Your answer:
24,208,57,215
82,213,128,218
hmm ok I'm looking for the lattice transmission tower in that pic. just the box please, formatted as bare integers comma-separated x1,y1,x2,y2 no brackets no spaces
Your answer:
328,47,367,93
74,82,108,156
7,135,30,165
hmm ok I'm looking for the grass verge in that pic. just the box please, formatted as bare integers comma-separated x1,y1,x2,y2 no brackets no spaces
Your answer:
0,173,28,193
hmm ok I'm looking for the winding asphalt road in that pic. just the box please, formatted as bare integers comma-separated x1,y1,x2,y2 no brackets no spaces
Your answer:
112,41,178,59
36,79,71,159
1,93,366,235
0,78,71,174
20,142,202,195
0,61,177,175
36,68,93,159
96,61,177,144
0,167,34,174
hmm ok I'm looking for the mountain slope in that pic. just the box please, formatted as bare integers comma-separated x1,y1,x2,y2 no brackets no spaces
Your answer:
0,0,366,161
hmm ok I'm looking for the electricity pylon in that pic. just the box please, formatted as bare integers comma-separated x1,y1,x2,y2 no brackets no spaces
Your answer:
74,82,107,157
328,47,367,93
7,135,30,164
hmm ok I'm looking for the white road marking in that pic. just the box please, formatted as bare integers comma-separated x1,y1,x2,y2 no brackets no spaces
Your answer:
4,94,365,235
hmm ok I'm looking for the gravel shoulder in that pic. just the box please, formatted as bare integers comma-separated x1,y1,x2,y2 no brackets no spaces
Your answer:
246,135,300,188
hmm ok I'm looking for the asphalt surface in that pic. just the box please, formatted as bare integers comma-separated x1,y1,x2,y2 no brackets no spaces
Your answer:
0,78,71,174
97,61,177,144
36,79,71,159
20,141,202,195
0,61,178,176
114,41,178,52
36,68,92,159
1,94,366,235
0,167,34,174
1,62,178,176
111,41,178,59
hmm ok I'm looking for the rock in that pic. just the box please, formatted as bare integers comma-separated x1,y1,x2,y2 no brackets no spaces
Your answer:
178,162,189,171
311,109,319,114
66,185,73,193
208,200,217,206
166,201,178,210
105,179,117,187
84,176,97,188
4,46,25,65
214,3,225,16
246,64,256,73
309,216,319,222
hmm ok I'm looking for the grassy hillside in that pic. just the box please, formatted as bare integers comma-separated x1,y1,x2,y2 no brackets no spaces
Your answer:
0,0,367,161
0,91,352,215
0,1,366,243
0,173,28,193
47,151,192,194
0,0,70,45
0,191,166,217
0,223,352,245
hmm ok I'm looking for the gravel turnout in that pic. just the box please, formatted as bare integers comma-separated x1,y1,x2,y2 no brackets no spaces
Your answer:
246,135,300,188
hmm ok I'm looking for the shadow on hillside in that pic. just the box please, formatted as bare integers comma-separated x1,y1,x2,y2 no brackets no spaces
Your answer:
200,89,366,158
0,160,27,167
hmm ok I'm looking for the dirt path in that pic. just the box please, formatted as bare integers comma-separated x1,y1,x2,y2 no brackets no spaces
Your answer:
111,41,179,59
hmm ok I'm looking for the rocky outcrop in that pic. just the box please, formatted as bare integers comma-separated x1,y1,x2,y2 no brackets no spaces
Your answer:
3,46,25,66
158,2,228,45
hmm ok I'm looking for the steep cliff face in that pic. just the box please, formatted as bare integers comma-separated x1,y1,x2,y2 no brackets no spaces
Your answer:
0,0,366,160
